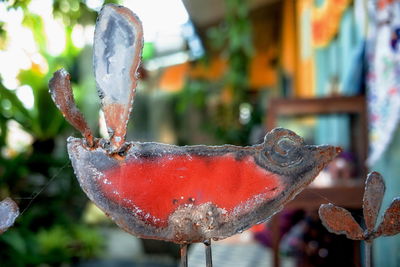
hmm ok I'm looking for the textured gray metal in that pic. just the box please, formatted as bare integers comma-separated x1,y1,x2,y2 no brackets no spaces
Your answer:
67,129,339,243
363,172,385,234
0,198,19,234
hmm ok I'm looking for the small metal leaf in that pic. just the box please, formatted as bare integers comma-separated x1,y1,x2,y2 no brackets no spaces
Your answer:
0,198,19,234
363,172,385,233
376,197,400,237
49,69,94,147
93,4,143,151
319,203,364,240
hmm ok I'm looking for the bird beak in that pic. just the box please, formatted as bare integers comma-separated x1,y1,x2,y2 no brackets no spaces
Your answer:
314,145,342,168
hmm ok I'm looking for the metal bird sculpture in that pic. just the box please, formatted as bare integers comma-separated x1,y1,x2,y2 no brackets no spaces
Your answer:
49,4,340,265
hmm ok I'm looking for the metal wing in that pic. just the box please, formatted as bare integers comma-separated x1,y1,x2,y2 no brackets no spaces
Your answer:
93,4,143,151
49,69,94,147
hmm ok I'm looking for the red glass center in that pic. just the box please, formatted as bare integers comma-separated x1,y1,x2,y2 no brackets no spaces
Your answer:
101,154,282,227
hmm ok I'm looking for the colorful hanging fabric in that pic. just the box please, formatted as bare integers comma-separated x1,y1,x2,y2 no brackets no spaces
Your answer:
366,0,400,165
281,0,297,77
311,0,352,48
296,0,316,97
294,0,365,97
292,0,367,151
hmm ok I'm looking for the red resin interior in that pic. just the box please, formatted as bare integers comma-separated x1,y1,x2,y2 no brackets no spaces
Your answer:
101,154,283,227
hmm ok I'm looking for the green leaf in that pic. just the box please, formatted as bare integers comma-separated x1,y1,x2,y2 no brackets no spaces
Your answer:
1,230,27,254
0,85,32,124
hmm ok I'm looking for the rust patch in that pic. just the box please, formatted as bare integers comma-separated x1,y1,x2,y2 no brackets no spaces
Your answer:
102,103,128,150
376,198,400,237
319,203,364,240
49,69,94,147
319,172,400,242
363,172,385,233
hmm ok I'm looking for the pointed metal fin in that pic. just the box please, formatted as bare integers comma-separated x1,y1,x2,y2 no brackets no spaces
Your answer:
319,203,364,240
376,197,400,237
49,69,94,147
363,172,385,233
93,4,143,151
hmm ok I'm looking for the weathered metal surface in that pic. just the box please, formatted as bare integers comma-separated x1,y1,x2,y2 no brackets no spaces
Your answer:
93,4,143,151
49,69,94,147
319,203,364,240
67,129,340,243
363,172,385,233
0,198,19,234
319,172,400,241
319,172,400,267
376,197,400,237
49,4,341,245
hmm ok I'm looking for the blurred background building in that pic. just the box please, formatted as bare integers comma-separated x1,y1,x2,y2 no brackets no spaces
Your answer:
0,0,399,266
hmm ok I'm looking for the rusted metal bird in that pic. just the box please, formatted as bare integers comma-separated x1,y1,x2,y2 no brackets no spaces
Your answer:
49,4,340,265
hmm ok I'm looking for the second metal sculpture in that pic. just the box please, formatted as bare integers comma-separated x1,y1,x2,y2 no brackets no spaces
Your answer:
0,198,19,235
49,4,340,266
319,172,400,267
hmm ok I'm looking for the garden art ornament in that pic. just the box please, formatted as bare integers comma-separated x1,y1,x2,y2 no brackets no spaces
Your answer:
319,172,400,267
49,4,340,266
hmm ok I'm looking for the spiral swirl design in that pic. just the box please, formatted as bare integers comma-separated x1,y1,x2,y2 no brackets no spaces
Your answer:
261,128,308,174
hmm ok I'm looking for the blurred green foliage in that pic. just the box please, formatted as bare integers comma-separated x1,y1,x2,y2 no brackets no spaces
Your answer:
178,0,261,145
0,0,121,265
176,0,257,145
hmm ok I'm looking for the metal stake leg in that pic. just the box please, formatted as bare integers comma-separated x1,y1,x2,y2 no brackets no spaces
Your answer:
180,244,188,267
365,241,372,267
205,239,213,267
